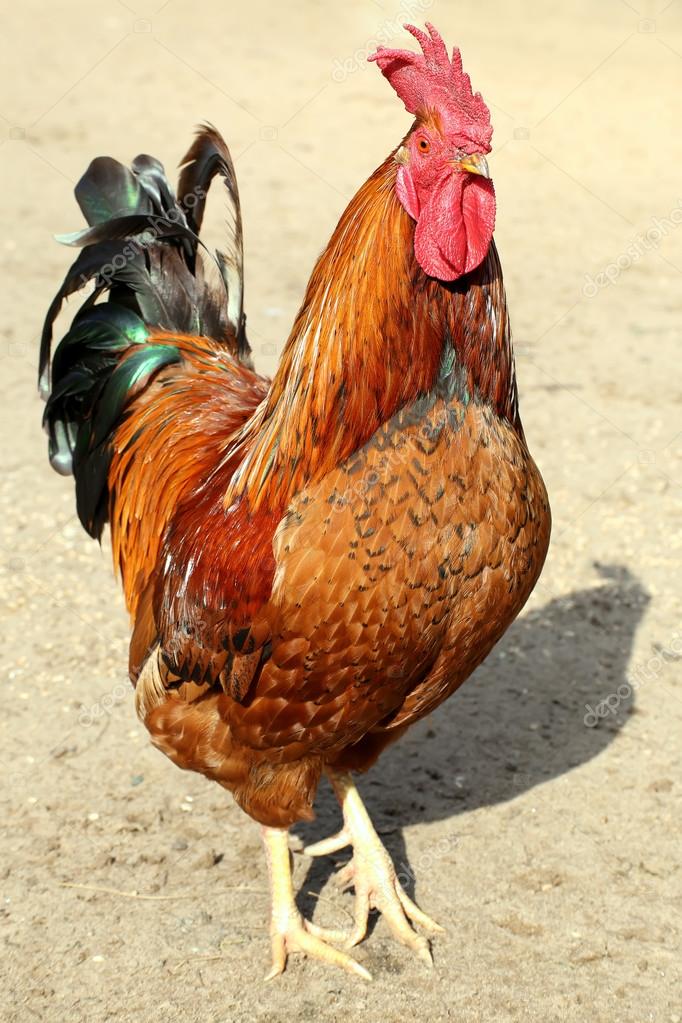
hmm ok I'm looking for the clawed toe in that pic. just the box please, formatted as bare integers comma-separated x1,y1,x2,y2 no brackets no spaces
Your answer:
304,828,351,857
337,851,442,961
266,915,371,981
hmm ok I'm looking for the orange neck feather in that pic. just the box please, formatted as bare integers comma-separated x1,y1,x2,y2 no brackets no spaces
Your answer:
229,153,518,515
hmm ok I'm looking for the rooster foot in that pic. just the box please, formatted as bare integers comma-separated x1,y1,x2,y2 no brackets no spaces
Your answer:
304,771,445,963
261,825,371,981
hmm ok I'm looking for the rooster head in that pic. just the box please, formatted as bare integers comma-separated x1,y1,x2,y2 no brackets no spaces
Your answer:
370,23,495,282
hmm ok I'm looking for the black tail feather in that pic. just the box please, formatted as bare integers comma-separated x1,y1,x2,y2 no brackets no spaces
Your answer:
177,123,247,355
39,124,251,537
40,124,251,394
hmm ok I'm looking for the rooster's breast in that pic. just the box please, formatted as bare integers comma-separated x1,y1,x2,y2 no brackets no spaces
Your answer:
230,397,550,761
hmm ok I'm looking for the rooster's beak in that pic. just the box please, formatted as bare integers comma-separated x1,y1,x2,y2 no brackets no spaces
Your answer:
457,153,490,178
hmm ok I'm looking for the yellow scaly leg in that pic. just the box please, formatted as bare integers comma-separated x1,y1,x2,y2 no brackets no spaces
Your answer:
261,825,371,981
305,770,445,963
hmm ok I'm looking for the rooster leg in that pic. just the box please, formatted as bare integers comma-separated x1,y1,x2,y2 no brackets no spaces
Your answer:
305,771,445,962
261,825,371,981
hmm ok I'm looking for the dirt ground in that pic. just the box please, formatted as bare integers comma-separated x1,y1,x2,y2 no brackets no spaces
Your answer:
1,0,681,1020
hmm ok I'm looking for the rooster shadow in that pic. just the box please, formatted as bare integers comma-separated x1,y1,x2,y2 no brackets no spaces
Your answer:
293,562,650,932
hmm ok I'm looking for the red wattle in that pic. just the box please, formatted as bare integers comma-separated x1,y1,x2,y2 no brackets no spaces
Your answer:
406,171,496,282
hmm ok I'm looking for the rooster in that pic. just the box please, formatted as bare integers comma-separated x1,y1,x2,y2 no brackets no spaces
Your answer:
39,23,550,980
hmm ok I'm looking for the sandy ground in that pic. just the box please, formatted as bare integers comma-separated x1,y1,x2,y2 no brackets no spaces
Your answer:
1,0,681,1020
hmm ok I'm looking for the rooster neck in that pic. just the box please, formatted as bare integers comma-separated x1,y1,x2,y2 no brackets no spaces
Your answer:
233,155,519,512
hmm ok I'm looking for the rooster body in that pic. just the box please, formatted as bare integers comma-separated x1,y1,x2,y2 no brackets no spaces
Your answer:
40,24,550,978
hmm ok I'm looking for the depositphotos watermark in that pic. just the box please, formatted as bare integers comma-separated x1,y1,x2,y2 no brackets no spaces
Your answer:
583,632,682,727
79,681,129,728
331,0,434,82
582,200,682,297
395,832,459,891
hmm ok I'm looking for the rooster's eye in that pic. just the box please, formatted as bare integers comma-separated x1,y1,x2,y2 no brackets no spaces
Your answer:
417,137,430,154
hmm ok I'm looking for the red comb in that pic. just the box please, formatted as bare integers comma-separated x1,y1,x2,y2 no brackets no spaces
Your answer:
369,23,492,151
